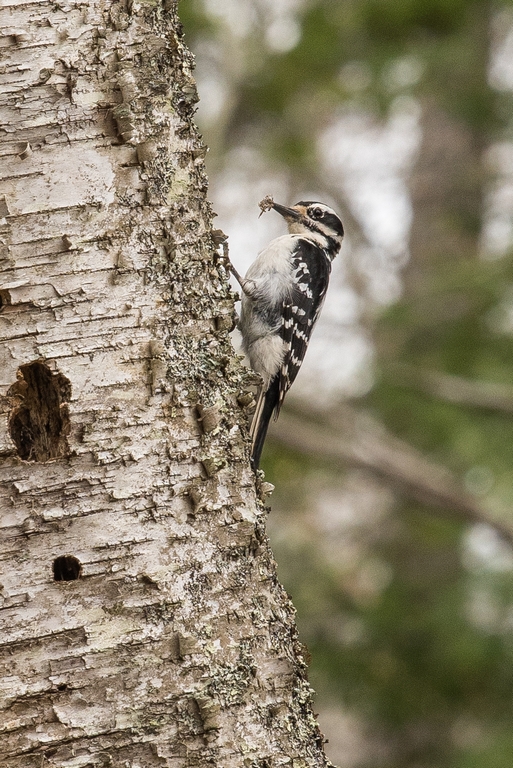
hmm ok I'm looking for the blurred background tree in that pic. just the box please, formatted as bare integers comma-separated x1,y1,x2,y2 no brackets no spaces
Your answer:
181,1,513,766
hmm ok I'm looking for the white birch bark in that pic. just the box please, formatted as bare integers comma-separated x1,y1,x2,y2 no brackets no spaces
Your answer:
0,1,333,766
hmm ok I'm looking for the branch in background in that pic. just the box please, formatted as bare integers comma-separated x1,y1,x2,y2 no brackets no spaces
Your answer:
389,363,513,415
270,402,513,547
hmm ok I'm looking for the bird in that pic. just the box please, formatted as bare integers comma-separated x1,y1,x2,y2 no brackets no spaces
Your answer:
228,198,344,469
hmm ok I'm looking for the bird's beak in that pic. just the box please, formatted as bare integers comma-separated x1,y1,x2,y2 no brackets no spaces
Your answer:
271,202,302,221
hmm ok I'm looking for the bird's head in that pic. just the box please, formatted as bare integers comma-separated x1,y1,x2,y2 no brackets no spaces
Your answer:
272,200,344,256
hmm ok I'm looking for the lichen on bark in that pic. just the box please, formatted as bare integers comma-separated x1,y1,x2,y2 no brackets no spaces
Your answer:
0,1,332,766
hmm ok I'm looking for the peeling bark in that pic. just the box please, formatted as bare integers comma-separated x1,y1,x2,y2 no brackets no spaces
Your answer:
0,2,331,766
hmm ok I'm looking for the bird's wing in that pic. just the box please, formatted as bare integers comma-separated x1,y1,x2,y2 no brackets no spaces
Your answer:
277,239,331,413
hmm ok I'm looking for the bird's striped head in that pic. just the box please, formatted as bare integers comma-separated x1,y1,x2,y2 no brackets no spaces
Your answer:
272,200,344,257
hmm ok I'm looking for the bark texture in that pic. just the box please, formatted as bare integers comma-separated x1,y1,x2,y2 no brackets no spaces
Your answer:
0,2,330,766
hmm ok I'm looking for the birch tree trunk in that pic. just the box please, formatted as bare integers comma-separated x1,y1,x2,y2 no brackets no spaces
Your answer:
0,2,330,766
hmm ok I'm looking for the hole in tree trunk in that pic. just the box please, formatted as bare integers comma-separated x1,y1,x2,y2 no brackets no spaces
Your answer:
0,289,11,309
53,555,82,581
8,361,71,461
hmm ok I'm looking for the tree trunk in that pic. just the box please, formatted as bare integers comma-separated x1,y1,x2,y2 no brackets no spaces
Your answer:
0,2,330,766
403,2,491,294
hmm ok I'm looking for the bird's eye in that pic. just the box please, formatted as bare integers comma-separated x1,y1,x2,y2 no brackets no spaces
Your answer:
310,207,323,220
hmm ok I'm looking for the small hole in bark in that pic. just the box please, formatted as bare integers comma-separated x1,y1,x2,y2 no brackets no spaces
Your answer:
57,683,68,691
8,361,71,461
53,555,81,581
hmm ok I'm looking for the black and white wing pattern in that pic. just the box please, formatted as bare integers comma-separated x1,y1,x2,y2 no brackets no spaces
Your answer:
276,238,331,413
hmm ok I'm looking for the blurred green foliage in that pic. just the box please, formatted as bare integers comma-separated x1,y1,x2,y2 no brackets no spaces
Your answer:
181,1,513,766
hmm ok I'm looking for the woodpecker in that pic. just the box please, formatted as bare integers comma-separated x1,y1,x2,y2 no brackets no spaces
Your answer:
229,198,344,469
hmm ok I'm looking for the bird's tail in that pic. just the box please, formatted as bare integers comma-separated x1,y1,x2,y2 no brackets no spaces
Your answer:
250,375,280,470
